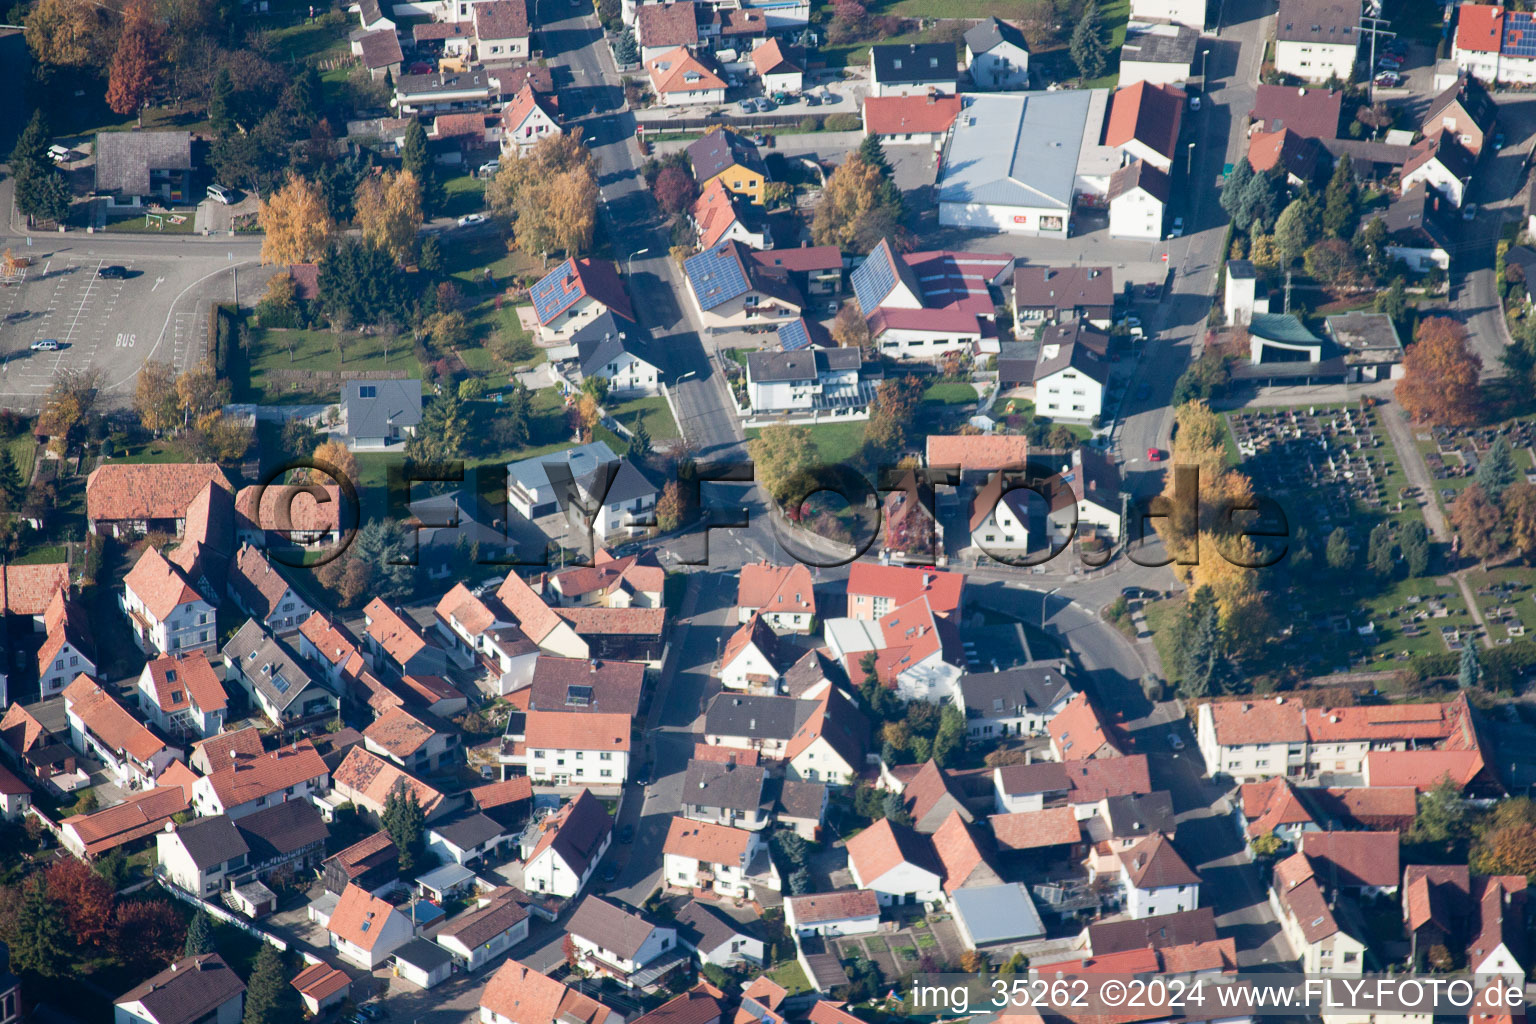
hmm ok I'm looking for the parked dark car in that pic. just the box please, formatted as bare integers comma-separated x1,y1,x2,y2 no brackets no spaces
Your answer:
98,265,128,279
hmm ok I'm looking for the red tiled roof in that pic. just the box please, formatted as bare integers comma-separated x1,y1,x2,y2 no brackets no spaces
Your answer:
1050,692,1120,760
298,612,369,678
1457,4,1503,53
1064,754,1152,802
524,710,630,752
1204,697,1307,745
990,806,1081,850
63,674,169,764
647,46,725,94
431,112,493,140
502,82,558,135
63,785,189,856
737,562,815,617
473,0,529,40
364,598,430,666
785,890,879,924
636,1,698,46
235,484,342,536
1365,749,1485,791
124,547,204,620
191,727,264,768
396,673,466,709
932,809,1000,893
328,883,404,950
664,816,752,863
692,179,747,250
471,776,534,810
1298,830,1400,888
481,959,614,1024
497,571,566,643
863,93,961,136
846,564,963,616
1250,84,1342,139
925,434,1030,473
142,651,226,715
1159,938,1237,973
692,743,759,766
201,740,327,810
1403,864,1469,932
1239,776,1314,837
1122,833,1199,889
332,746,443,814
292,962,351,1003
633,985,724,1024
550,549,664,601
230,544,296,620
1314,786,1418,830
846,817,939,883
751,37,799,75
1305,703,1455,742
86,463,232,523
363,707,438,759
1105,81,1186,161
0,562,69,616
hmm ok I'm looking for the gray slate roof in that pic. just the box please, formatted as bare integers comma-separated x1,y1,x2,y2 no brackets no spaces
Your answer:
704,693,816,740
572,312,655,379
746,347,860,384
683,759,768,812
567,895,666,961
964,17,1029,55
938,92,1091,211
430,811,505,850
95,131,193,196
114,954,245,1024
871,42,958,85
675,899,758,953
394,937,453,971
169,815,249,870
1120,25,1199,65
342,379,423,439
222,619,322,713
958,664,1074,720
774,778,827,821
1032,321,1110,384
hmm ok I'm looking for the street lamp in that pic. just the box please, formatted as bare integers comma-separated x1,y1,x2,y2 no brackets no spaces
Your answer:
1200,47,1210,83
1186,141,1196,176
1041,586,1062,633
627,246,650,277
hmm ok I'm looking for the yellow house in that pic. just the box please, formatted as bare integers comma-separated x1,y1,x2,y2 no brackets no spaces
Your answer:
687,128,768,204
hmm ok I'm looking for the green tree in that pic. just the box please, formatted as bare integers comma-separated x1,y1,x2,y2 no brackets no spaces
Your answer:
0,450,22,510
381,782,426,873
11,874,74,977
317,239,414,329
1325,526,1353,571
931,704,966,767
1275,193,1322,264
494,380,533,451
747,423,819,504
1477,436,1518,500
401,119,446,217
1070,5,1107,79
243,943,300,1024
284,66,325,126
1367,522,1395,575
1171,586,1229,698
881,791,912,826
1400,519,1430,577
183,911,216,956
408,387,470,464
626,422,652,462
1220,158,1255,230
1406,777,1469,861
1251,833,1284,857
857,133,891,177
1241,167,1286,233
1322,155,1359,239
352,519,414,597
1376,276,1408,326
209,67,236,136
1459,644,1482,690
1000,952,1028,977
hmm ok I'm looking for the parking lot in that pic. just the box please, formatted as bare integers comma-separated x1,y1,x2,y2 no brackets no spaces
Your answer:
0,243,258,410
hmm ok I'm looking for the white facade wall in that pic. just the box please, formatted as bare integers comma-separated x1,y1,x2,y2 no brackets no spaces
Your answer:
1109,188,1165,239
854,862,944,905
41,644,95,698
1401,161,1467,208
938,201,1070,238
1129,0,1204,29
1035,368,1104,421
1275,39,1357,82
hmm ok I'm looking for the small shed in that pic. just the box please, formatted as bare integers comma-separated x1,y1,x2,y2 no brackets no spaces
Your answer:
307,891,340,929
292,961,352,1016
393,937,455,990
949,883,1046,950
416,862,478,902
229,880,277,919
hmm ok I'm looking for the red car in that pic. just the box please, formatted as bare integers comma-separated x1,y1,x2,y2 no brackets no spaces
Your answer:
1147,447,1164,462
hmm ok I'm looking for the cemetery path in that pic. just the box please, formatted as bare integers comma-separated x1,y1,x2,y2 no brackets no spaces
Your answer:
1381,401,1449,543
1453,574,1493,648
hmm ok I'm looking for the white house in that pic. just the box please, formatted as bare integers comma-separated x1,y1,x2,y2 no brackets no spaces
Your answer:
720,615,795,693
646,46,727,105
156,816,250,898
567,895,681,986
521,790,613,898
431,584,539,695
752,38,803,92
1129,0,1204,29
1270,852,1368,973
472,0,530,60
964,18,1030,89
1117,834,1200,918
574,319,662,397
499,83,560,155
737,562,816,633
1107,159,1171,240
663,817,771,900
1119,24,1200,87
434,891,530,972
1275,0,1359,82
957,663,1075,741
1032,321,1110,422
1376,184,1455,272
848,240,1012,360
744,347,875,424
328,884,415,970
137,651,228,740
191,740,330,820
121,547,217,657
63,674,181,790
38,592,96,699
425,812,506,867
1065,445,1124,540
846,818,943,906
968,474,1033,558
676,899,766,967
992,762,1073,814
364,706,460,774
784,891,881,937
113,954,245,1024
506,710,630,786
1401,132,1476,208
529,257,636,342
870,42,958,97
1450,5,1534,86
682,240,804,335
636,1,699,62
505,441,658,545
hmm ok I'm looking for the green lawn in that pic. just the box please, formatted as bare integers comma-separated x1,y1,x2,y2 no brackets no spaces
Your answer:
265,16,352,61
7,435,37,486
241,327,423,404
607,396,680,441
885,0,1035,16
747,421,868,466
766,960,811,995
1463,568,1536,641
100,208,197,234
922,381,977,406
442,174,488,220
105,441,194,465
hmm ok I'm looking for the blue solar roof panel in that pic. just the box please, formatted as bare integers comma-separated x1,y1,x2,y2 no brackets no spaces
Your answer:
529,258,581,323
1505,13,1536,55
778,318,811,351
850,245,897,312
684,244,749,311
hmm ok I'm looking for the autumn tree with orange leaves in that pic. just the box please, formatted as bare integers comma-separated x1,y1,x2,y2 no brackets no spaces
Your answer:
1396,317,1483,426
106,0,157,120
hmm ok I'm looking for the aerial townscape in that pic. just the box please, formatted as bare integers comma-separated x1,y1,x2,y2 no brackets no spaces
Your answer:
9,0,1536,1017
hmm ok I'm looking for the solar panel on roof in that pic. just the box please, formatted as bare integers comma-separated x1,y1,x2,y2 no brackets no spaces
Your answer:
685,245,749,311
850,247,897,311
272,672,291,693
529,259,582,323
778,319,811,351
